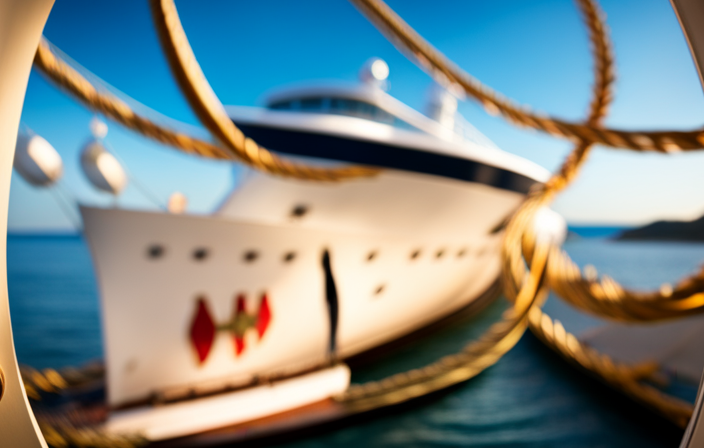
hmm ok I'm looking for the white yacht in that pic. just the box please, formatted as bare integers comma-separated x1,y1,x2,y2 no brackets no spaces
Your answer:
73,59,552,441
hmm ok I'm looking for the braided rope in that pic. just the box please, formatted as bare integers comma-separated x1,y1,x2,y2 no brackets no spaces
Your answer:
545,247,704,321
336,245,549,411
34,40,230,161
339,0,614,410
33,39,378,182
21,363,145,447
528,307,693,428
24,0,702,443
149,0,378,182
38,418,146,448
496,0,695,428
21,364,104,401
350,0,704,152
338,243,550,411
344,0,702,419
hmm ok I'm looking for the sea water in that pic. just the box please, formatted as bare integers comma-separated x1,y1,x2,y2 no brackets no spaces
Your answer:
7,232,703,447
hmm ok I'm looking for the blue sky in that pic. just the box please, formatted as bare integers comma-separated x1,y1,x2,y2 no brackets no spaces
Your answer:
10,0,704,231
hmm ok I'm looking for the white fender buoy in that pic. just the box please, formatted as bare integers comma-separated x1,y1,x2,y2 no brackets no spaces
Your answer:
80,139,127,195
13,132,63,186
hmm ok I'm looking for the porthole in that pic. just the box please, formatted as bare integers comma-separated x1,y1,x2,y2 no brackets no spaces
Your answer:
290,204,309,219
243,250,259,263
410,249,421,260
283,251,296,263
457,248,468,258
147,244,165,260
366,251,377,262
374,284,385,296
192,247,209,261
435,249,445,259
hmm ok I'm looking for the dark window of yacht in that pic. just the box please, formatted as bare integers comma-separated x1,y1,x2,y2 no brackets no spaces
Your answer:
271,97,422,132
329,98,352,114
300,97,324,110
330,98,375,120
270,101,292,110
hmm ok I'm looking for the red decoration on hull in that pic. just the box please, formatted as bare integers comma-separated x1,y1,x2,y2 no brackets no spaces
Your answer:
257,294,271,339
234,336,246,356
233,294,247,356
189,292,273,365
189,297,216,364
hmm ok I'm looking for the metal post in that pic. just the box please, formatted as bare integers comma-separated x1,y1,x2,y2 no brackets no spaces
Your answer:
671,2,704,445
671,0,704,90
0,0,54,446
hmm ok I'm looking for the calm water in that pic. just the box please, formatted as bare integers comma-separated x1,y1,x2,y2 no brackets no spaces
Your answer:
8,233,704,447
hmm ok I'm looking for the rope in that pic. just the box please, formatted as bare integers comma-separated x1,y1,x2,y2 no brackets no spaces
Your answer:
33,38,378,182
33,40,229,161
338,243,550,411
38,418,146,448
148,0,378,182
528,307,693,428
24,0,703,443
349,0,704,153
545,247,704,321
338,0,614,412
20,364,104,401
495,0,694,428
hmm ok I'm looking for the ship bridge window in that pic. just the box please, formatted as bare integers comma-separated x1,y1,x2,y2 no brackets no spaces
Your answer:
300,97,324,110
268,97,421,132
270,101,293,110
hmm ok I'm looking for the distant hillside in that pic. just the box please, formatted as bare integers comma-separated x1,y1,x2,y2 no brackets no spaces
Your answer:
616,215,704,241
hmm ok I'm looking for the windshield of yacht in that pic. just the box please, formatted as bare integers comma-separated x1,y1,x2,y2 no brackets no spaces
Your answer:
268,97,421,132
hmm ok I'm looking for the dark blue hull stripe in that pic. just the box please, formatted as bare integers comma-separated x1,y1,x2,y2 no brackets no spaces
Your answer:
234,123,539,194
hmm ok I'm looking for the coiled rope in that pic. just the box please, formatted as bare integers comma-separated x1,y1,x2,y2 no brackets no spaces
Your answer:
339,242,550,411
492,0,695,426
347,0,704,322
350,0,704,153
545,247,704,322
26,0,703,445
33,40,378,181
340,0,695,427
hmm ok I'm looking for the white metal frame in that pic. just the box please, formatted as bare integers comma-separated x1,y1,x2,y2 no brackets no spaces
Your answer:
0,0,54,445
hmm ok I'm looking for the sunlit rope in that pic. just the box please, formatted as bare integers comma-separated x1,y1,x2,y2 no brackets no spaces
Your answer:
34,39,229,160
20,364,104,401
37,418,146,448
33,39,378,182
544,247,704,321
528,305,693,428
350,0,704,378
339,243,550,411
24,0,704,443
147,0,379,182
495,0,694,428
343,0,631,416
349,0,704,153
145,0,701,426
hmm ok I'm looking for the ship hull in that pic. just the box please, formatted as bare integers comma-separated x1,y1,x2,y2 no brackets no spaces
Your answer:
81,200,505,409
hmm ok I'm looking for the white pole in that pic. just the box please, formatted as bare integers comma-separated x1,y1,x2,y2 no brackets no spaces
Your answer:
0,0,54,446
671,1,704,446
671,0,704,92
